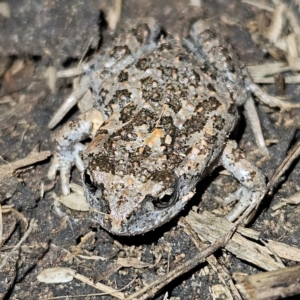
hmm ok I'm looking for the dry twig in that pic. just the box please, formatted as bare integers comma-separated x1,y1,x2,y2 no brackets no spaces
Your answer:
0,219,37,270
268,140,300,193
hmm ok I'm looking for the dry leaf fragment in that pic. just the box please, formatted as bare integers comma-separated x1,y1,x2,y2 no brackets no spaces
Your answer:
37,267,75,283
117,257,153,269
58,183,90,211
0,2,10,18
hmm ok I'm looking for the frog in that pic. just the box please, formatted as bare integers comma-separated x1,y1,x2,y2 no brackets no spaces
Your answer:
47,19,299,235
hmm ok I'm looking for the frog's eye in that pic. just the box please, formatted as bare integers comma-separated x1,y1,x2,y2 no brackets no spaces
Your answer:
149,191,178,209
83,171,97,193
153,194,174,208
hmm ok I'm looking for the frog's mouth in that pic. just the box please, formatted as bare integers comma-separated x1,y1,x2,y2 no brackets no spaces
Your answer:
83,172,195,236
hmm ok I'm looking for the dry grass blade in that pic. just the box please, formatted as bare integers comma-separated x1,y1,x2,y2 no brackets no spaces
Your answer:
1,206,30,246
107,0,122,31
268,140,300,193
247,63,300,84
73,272,125,299
0,150,51,179
0,205,3,247
116,257,154,269
241,0,274,12
38,267,126,299
0,219,37,271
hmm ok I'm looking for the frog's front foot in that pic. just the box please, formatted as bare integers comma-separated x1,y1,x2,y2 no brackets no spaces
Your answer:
48,142,87,195
220,140,267,223
224,186,263,222
47,109,104,195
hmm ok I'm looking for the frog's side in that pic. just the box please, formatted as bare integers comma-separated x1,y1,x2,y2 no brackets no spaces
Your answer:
48,19,267,235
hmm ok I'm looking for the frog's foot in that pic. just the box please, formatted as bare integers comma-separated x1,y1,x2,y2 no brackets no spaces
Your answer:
48,109,104,195
224,186,261,222
220,140,267,223
48,143,87,195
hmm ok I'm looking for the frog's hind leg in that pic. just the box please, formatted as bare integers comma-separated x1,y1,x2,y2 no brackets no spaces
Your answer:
188,19,300,157
188,20,247,104
220,140,267,223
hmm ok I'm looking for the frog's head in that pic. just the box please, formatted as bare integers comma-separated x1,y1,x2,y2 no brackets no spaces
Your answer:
82,157,195,235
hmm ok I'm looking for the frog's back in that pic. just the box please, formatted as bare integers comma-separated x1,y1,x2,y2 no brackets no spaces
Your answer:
88,35,238,179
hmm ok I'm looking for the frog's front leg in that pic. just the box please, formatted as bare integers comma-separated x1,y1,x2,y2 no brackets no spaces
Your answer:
48,109,103,195
220,140,267,222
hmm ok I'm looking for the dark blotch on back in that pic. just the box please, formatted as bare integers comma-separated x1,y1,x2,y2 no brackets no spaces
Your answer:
136,58,151,70
91,156,115,175
194,97,221,113
110,45,131,60
118,71,128,82
158,42,173,51
212,115,225,130
131,23,151,44
131,108,156,130
151,170,175,187
228,103,237,115
208,97,221,110
119,104,137,123
207,84,216,92
175,52,190,62
110,89,132,109
140,76,161,102
184,114,208,135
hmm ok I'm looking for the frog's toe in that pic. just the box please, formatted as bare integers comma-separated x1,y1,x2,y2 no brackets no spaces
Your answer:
225,187,250,221
223,186,244,206
225,188,263,222
48,143,86,195
60,166,71,195
47,156,72,195
73,143,86,172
